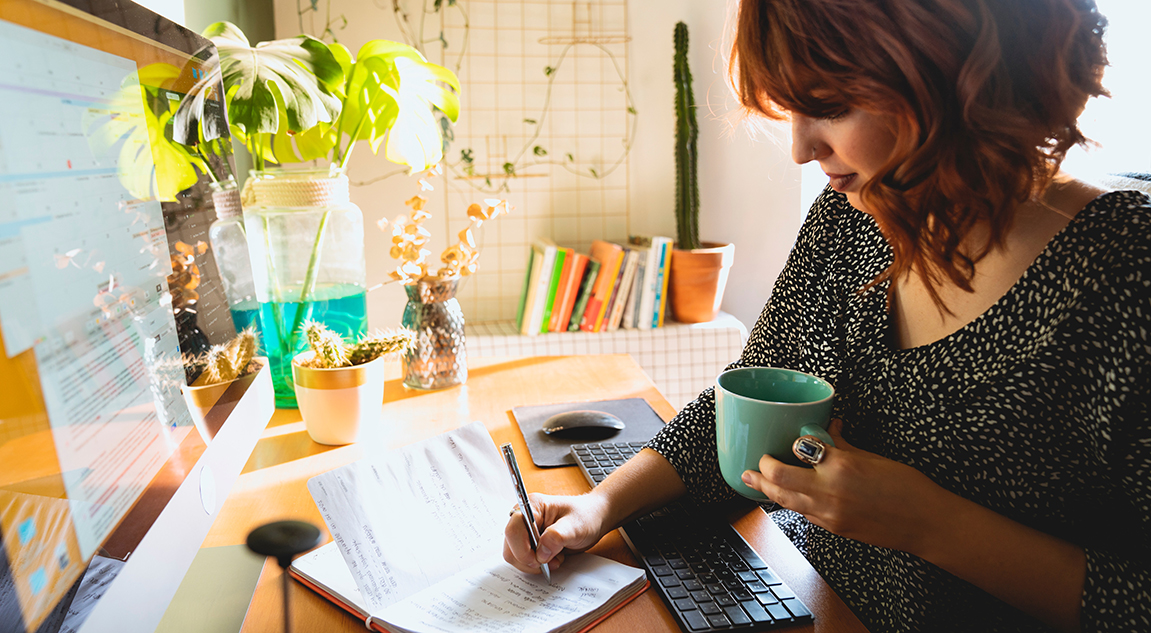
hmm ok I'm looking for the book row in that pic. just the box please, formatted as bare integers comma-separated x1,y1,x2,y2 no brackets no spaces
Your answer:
515,236,675,335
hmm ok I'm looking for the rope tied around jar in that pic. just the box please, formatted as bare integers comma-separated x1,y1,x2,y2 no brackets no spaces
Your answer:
245,173,351,208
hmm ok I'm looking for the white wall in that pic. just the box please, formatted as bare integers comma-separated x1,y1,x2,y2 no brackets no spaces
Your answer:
267,0,802,331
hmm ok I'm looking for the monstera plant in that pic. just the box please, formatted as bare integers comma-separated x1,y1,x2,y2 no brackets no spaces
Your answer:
175,22,460,174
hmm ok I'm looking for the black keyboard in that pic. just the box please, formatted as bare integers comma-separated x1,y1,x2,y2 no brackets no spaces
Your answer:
571,442,814,632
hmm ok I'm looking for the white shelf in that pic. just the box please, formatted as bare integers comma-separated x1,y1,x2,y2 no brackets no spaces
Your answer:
466,313,748,410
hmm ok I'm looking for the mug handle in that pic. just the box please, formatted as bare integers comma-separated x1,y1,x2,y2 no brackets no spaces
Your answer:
799,424,835,448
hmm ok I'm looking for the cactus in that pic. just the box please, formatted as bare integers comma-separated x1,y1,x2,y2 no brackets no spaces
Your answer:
297,320,416,369
197,327,261,385
203,344,238,384
673,21,700,251
302,320,351,368
348,328,417,365
227,327,258,375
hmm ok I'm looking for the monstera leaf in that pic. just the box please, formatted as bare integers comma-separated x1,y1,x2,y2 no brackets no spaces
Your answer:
335,41,460,171
270,38,460,172
84,64,205,201
203,21,344,139
382,56,460,172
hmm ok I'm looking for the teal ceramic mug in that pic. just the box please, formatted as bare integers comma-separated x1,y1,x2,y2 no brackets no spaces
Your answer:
715,367,836,500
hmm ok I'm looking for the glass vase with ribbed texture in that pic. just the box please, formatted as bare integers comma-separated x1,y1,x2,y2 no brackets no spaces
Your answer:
401,276,466,390
242,167,367,408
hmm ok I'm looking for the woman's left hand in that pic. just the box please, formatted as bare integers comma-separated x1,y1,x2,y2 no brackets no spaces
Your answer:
740,419,946,556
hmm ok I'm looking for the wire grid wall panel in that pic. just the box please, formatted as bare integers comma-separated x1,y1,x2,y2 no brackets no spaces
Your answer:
440,0,635,324
467,313,749,410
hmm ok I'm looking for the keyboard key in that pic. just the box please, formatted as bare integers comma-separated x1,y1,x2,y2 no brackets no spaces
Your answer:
668,559,689,569
586,468,604,476
771,585,796,600
706,584,726,595
731,590,753,601
723,605,752,625
682,579,704,591
699,602,723,616
783,598,812,619
746,580,768,593
715,595,737,607
765,602,792,622
645,555,665,566
682,610,710,631
674,599,696,611
756,592,780,606
675,569,696,580
706,614,732,628
737,571,759,583
651,565,673,577
741,600,772,623
756,569,782,585
658,575,681,588
689,590,712,603
666,586,689,599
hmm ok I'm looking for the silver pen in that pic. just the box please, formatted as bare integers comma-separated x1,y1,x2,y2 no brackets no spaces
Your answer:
500,443,551,582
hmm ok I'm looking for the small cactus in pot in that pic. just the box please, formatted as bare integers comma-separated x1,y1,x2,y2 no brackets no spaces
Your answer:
291,321,417,446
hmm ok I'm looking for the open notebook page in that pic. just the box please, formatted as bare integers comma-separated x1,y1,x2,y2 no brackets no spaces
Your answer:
307,421,516,611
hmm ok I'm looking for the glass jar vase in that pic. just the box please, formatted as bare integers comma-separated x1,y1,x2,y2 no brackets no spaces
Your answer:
401,276,466,390
208,179,262,341
243,167,367,407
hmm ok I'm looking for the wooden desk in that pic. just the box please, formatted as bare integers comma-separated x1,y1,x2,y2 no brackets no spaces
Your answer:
203,355,867,633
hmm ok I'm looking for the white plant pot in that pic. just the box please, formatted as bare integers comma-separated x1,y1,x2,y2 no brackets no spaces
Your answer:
291,351,387,446
182,358,267,444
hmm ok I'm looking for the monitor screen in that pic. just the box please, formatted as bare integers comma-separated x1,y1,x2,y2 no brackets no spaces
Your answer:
0,2,271,632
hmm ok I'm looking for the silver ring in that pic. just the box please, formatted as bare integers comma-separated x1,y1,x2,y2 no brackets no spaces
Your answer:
510,504,520,517
793,436,828,466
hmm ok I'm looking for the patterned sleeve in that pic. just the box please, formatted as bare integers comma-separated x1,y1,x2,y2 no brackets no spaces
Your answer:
646,189,843,503
1080,228,1151,631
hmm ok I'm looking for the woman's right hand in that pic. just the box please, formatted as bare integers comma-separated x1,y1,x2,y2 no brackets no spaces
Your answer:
502,491,611,575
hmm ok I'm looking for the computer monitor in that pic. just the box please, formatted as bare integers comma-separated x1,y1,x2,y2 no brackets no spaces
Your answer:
0,1,274,632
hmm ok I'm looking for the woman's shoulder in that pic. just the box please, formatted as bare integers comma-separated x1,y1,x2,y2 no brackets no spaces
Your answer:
1073,189,1151,256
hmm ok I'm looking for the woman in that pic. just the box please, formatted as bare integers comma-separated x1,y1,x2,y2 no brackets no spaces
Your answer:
503,1,1149,631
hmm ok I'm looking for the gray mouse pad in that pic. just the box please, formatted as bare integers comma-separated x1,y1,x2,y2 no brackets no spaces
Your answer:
511,398,668,468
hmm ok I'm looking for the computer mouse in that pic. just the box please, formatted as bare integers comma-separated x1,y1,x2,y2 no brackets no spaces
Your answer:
541,410,625,440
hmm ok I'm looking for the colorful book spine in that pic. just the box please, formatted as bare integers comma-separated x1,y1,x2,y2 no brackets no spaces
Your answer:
551,252,588,332
606,249,640,331
580,240,624,332
518,247,545,335
539,247,567,334
621,251,645,329
652,239,671,328
526,240,557,335
567,260,600,332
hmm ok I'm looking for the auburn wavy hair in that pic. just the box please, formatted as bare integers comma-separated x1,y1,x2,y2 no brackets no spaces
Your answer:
732,0,1108,309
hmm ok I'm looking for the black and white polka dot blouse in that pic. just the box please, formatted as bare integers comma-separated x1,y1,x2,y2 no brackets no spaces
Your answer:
647,188,1151,632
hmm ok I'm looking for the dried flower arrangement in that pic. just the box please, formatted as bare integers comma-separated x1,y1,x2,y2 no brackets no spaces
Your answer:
186,328,261,385
295,319,416,369
378,191,511,285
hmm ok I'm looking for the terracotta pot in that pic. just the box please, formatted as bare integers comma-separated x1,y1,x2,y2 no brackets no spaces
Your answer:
668,242,735,324
292,351,388,445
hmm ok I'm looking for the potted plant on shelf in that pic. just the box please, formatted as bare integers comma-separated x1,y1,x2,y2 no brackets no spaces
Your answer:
292,320,416,445
178,22,461,407
667,21,735,324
